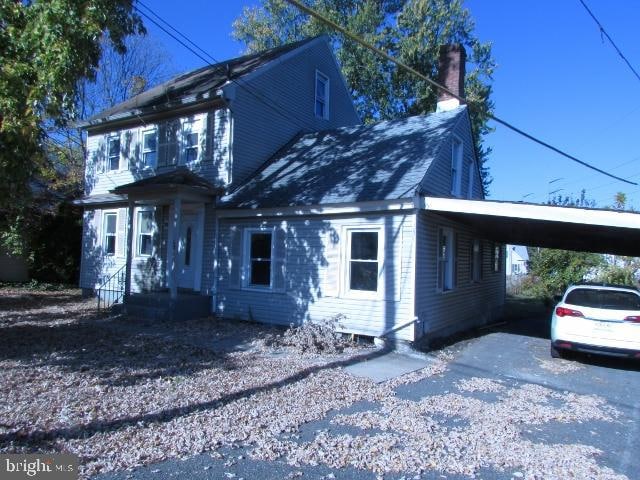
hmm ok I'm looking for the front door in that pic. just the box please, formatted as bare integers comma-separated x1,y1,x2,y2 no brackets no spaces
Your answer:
177,213,199,289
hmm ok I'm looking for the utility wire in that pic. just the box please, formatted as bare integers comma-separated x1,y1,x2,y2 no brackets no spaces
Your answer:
134,1,314,132
578,0,640,84
283,0,636,186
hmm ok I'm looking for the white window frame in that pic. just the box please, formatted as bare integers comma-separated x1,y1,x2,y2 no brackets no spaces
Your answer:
135,209,154,258
106,134,121,172
102,210,118,256
141,128,158,169
314,70,330,120
467,159,476,199
437,227,455,292
492,243,502,273
450,137,463,196
242,227,275,290
180,116,203,165
343,227,383,299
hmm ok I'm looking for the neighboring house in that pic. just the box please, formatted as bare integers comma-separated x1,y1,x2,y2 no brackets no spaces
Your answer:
506,245,529,276
75,37,505,343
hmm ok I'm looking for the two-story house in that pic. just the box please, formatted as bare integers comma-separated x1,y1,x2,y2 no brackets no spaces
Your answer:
76,37,505,343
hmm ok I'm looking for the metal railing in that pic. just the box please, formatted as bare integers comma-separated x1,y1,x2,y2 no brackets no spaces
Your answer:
96,265,126,311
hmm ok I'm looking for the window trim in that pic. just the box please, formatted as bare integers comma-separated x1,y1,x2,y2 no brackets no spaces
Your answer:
102,210,118,256
141,128,158,169
106,134,121,172
343,227,383,300
437,227,455,292
135,209,154,258
314,70,330,120
180,116,203,165
242,227,275,291
450,136,463,196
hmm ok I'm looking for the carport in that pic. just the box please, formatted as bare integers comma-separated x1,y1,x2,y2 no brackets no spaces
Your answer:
420,196,640,256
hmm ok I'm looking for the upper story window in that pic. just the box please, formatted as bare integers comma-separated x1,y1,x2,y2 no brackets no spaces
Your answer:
182,118,202,164
315,71,330,120
158,119,180,167
451,138,463,196
467,159,475,199
137,210,153,257
347,229,381,296
244,230,273,288
142,129,157,168
107,136,120,171
103,212,117,256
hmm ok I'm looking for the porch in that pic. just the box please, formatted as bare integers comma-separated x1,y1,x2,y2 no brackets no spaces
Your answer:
100,169,221,320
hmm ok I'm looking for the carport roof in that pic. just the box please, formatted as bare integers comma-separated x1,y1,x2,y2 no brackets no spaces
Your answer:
421,196,640,256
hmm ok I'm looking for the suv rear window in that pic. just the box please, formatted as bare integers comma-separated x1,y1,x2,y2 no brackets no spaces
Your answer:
565,288,640,310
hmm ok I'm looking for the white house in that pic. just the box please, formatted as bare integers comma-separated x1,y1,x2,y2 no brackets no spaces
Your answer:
75,37,505,343
506,245,529,276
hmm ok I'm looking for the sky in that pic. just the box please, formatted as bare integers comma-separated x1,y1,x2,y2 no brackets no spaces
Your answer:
143,0,640,209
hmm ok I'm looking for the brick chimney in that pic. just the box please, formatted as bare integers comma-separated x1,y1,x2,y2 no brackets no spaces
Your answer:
436,44,466,112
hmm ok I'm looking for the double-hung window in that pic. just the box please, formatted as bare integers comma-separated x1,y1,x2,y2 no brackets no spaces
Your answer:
142,129,157,168
347,230,380,295
451,138,463,196
137,210,153,257
103,212,117,256
246,230,273,288
315,71,329,119
182,118,201,164
107,135,120,171
437,227,455,291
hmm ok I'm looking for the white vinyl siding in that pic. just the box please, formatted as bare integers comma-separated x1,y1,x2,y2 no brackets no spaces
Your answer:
216,213,415,341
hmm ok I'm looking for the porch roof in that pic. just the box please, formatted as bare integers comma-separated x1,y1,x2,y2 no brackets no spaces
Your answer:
72,193,127,207
421,196,640,256
110,168,222,202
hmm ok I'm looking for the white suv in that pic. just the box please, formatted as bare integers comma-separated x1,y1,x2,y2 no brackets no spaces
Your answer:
550,284,640,359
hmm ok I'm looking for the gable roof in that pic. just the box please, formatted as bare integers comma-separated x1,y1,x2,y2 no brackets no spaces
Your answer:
221,106,467,209
81,36,322,128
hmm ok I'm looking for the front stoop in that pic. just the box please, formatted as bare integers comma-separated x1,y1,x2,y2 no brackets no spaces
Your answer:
124,292,211,321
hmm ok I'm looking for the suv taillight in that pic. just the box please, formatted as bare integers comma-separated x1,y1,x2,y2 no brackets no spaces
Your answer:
624,315,640,323
555,306,584,318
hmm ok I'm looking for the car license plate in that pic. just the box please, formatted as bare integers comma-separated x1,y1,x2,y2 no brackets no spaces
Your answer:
592,321,613,334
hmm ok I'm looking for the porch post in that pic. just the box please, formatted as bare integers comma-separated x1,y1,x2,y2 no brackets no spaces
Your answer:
124,200,135,297
169,197,182,300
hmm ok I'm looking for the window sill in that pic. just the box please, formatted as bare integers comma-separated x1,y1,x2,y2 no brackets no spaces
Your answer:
342,289,382,301
242,285,275,293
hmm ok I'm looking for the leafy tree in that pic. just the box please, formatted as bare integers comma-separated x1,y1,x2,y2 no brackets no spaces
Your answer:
233,0,496,192
528,248,603,300
0,0,144,223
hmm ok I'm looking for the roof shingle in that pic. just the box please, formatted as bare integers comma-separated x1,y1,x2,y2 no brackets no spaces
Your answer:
221,106,466,208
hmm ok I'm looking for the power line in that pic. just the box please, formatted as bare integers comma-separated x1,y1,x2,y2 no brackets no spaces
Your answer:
134,1,314,133
283,0,637,186
578,0,640,84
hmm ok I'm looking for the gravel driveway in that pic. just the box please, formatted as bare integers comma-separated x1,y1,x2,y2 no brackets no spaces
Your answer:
1,288,638,479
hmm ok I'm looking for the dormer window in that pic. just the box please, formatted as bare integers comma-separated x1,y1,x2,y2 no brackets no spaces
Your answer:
107,135,120,171
315,71,329,119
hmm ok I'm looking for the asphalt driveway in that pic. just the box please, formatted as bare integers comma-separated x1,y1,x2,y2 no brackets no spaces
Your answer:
95,311,640,480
